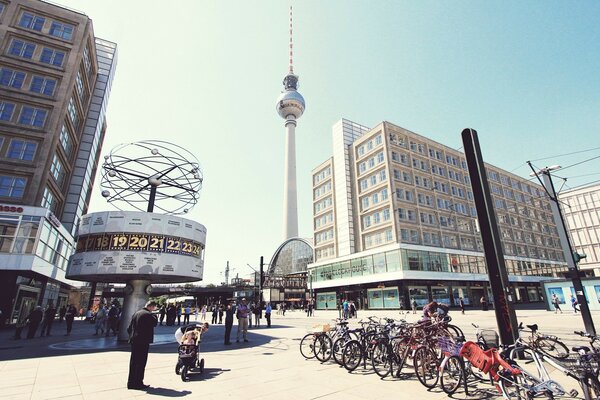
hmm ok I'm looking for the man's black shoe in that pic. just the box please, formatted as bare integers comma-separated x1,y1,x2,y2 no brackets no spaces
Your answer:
244,339,249,342
128,384,149,390
224,342,231,345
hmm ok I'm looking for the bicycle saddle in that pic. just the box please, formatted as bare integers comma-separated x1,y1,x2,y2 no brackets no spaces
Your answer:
526,324,538,332
572,345,590,353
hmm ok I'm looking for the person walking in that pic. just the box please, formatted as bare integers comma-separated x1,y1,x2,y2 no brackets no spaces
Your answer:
236,298,250,343
480,296,488,311
158,305,166,326
25,306,43,339
570,294,579,313
218,304,224,324
459,297,465,315
94,304,107,336
342,299,349,319
552,294,563,313
211,305,218,324
265,303,272,327
183,305,191,325
40,302,56,337
194,307,199,321
411,298,417,314
307,302,313,317
201,305,207,321
224,302,235,345
176,305,182,326
65,304,77,336
350,301,357,319
127,300,158,390
106,302,120,336
254,303,262,328
58,305,66,323
166,304,176,326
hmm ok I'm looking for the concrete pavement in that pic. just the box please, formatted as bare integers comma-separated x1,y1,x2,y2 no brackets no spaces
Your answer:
1,308,600,399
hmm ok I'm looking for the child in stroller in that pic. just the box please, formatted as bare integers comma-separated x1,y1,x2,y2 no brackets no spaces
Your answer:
175,322,209,381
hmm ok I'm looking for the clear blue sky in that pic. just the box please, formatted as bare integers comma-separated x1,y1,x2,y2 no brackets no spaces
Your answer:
58,0,600,284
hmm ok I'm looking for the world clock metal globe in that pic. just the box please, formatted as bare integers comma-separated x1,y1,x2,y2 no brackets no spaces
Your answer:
100,140,203,215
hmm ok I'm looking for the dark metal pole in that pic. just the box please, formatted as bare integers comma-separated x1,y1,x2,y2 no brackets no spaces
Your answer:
147,185,157,212
462,128,519,345
539,170,596,335
259,256,264,304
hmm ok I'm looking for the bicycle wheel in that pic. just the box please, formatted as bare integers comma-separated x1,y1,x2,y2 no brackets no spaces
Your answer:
314,334,333,362
536,337,569,360
413,346,439,389
371,342,392,378
342,340,363,372
497,372,529,400
299,333,316,359
440,356,464,395
332,337,352,366
446,324,464,339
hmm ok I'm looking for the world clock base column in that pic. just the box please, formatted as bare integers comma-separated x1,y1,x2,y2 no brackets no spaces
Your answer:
118,279,152,342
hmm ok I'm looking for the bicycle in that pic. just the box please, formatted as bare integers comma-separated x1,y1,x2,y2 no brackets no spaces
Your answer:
341,320,383,372
299,323,333,361
516,322,569,360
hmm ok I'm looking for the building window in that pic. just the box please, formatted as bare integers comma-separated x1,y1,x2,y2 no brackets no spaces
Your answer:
40,48,65,67
0,4,5,14
8,39,35,59
0,102,15,121
29,76,57,96
75,71,84,97
49,21,74,40
41,186,58,212
7,139,37,161
18,12,45,31
50,154,65,185
18,106,47,127
0,175,26,198
375,135,382,145
83,46,91,73
0,68,26,89
67,97,78,127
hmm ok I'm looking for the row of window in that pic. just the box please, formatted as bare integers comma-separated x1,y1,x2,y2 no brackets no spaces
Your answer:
356,134,382,158
0,101,47,128
0,67,57,96
359,170,387,193
358,151,384,175
0,137,37,161
315,245,335,261
364,228,394,249
314,196,333,214
313,166,331,185
315,212,333,229
313,181,332,200
315,229,334,244
8,39,66,67
362,208,391,229
17,10,75,41
361,188,389,210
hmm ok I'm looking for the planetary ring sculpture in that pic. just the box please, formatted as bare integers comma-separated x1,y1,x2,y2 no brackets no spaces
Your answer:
100,140,202,215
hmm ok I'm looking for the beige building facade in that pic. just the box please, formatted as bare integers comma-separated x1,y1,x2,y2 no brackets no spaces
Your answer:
309,119,568,310
560,183,600,276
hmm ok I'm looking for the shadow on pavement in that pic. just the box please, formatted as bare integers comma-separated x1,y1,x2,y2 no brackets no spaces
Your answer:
0,320,293,361
180,367,229,383
145,387,192,397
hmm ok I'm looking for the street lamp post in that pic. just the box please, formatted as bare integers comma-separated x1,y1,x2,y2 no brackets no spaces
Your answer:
528,163,596,335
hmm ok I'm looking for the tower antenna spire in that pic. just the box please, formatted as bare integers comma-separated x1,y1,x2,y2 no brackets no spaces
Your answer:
289,5,294,74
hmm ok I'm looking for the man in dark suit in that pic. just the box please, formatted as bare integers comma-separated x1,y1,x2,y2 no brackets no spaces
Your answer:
127,300,158,390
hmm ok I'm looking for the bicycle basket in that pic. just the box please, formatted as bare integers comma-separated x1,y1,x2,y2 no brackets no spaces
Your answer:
479,329,499,349
438,336,464,357
312,324,331,333
460,341,493,374
556,353,600,376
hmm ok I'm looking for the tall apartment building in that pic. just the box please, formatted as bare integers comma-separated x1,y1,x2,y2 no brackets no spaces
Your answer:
0,0,116,325
560,183,600,276
309,119,568,310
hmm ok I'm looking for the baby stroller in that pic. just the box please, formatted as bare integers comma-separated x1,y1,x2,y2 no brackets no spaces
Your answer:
175,323,207,382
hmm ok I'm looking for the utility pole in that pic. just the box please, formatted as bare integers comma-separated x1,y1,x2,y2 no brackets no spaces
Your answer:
259,256,264,304
224,261,230,286
462,129,519,346
528,163,596,335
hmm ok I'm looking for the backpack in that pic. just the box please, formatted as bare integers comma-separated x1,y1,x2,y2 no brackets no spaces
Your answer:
437,304,450,314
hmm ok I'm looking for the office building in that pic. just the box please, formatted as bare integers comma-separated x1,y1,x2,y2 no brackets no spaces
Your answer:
309,119,568,309
0,0,116,325
560,183,600,276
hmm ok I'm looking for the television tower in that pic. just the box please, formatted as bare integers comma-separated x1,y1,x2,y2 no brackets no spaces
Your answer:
276,5,305,240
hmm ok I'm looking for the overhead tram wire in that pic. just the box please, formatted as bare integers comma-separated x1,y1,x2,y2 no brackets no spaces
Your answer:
529,145,600,163
557,153,600,173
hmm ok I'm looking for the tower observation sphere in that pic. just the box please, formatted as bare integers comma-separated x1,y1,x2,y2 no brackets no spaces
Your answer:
276,74,305,120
